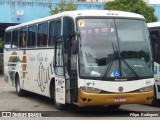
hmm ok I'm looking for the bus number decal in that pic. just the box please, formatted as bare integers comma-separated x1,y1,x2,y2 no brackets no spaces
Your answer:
114,98,126,102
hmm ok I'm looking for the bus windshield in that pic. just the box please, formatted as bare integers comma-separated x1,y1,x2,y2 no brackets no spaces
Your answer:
77,18,153,79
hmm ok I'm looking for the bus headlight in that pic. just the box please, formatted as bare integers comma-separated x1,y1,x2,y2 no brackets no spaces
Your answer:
139,86,153,92
80,87,101,93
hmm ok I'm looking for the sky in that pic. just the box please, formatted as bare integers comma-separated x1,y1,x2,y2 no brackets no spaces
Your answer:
149,0,160,4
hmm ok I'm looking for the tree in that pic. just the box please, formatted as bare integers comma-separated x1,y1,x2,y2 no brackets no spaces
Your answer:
105,0,158,22
0,37,3,50
49,0,77,15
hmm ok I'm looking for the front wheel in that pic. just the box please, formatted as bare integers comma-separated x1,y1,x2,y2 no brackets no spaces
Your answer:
15,75,26,97
151,86,160,106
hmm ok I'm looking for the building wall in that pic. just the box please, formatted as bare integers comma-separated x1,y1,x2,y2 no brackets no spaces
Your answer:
0,0,159,24
0,0,105,23
149,4,160,21
77,0,149,3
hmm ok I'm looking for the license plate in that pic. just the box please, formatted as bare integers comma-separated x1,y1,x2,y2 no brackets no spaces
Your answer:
114,98,126,102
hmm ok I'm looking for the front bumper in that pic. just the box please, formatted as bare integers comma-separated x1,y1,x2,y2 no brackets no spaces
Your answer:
78,89,154,107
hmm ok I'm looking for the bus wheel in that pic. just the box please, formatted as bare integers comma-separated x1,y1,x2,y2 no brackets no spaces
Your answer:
15,75,26,97
50,81,67,110
108,105,120,109
151,86,160,106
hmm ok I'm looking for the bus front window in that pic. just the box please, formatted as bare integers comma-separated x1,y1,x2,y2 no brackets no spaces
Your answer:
77,19,153,80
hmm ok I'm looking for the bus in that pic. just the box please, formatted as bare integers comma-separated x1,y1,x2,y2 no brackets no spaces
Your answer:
147,22,160,105
4,10,154,110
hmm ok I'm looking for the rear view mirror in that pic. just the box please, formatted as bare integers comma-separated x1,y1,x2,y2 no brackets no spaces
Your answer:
151,35,158,43
71,39,78,54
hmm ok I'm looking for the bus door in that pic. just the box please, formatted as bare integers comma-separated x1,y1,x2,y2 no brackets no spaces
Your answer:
54,39,66,104
64,37,78,103
150,29,160,80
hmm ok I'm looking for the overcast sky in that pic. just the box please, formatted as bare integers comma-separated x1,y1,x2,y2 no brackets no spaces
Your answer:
149,0,160,4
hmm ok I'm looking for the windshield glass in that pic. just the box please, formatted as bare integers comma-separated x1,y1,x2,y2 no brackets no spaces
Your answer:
77,18,153,79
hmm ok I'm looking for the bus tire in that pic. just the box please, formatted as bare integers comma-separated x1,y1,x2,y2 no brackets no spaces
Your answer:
50,80,67,110
108,105,120,109
151,86,160,106
15,75,26,97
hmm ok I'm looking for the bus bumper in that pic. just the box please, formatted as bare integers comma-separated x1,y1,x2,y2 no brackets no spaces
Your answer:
78,89,154,107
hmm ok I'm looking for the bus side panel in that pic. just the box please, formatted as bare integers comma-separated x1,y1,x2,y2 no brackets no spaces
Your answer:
154,62,160,99
4,48,55,98
21,49,55,97
3,49,24,87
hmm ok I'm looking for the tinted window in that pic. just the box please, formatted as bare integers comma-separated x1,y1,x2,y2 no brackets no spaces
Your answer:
63,17,74,37
5,31,11,48
5,31,11,44
48,20,61,46
11,30,18,48
150,29,160,55
37,23,48,47
28,25,36,47
19,27,27,48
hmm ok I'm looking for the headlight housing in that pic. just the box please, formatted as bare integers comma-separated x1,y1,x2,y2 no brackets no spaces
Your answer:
80,87,101,93
139,85,154,92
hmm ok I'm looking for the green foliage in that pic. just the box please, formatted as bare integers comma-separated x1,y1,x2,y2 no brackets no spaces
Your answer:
105,0,158,22
49,0,77,15
0,37,3,49
0,55,3,74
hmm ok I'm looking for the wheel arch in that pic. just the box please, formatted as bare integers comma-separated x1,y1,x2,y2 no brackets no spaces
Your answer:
154,81,159,99
14,72,19,87
49,77,55,99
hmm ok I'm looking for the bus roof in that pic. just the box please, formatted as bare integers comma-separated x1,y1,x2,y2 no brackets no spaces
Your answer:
6,10,145,31
147,22,160,28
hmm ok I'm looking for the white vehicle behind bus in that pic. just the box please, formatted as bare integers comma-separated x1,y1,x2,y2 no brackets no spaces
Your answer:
147,22,160,105
4,10,154,110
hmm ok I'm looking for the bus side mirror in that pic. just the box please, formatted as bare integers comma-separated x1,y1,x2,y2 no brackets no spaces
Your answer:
71,40,78,54
55,36,63,43
66,31,79,55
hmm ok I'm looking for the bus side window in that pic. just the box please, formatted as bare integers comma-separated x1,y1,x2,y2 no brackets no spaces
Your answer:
28,25,36,48
49,20,61,46
63,17,74,37
37,23,48,47
49,21,55,46
19,27,27,48
150,30,160,55
5,31,11,49
11,30,18,49
55,20,61,38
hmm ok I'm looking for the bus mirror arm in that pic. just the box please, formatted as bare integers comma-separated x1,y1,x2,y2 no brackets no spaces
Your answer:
67,31,80,39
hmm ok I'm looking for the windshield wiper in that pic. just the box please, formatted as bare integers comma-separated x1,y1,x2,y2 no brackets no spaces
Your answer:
103,43,140,79
120,56,140,78
102,43,119,79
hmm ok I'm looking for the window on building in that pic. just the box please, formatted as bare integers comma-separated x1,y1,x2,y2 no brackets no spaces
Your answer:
19,27,27,48
11,29,18,48
28,25,36,47
37,23,48,47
